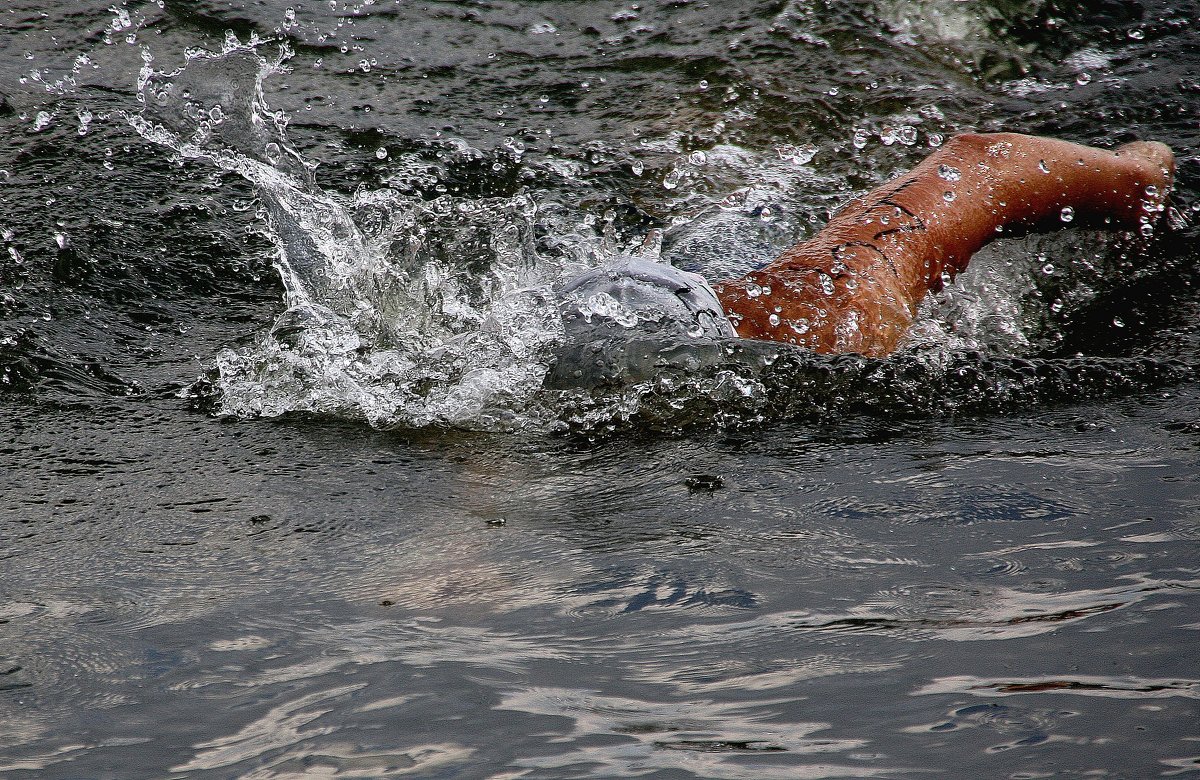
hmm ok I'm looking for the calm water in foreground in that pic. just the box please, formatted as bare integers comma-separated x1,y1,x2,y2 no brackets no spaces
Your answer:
2,1,1199,777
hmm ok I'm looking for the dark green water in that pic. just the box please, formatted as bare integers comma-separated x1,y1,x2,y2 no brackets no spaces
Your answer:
2,1,1199,777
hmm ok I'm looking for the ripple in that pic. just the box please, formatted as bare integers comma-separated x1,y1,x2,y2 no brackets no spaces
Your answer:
496,686,907,780
914,675,1200,700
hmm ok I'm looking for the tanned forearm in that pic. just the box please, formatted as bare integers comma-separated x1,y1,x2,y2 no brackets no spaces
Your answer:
713,133,1175,355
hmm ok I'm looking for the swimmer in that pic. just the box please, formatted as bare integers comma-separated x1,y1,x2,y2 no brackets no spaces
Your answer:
555,133,1175,381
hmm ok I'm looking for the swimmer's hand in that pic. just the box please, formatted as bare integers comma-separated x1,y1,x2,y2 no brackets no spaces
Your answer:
714,132,1176,355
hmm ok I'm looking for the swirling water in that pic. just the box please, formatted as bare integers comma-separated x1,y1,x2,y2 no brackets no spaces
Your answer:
2,1,1199,778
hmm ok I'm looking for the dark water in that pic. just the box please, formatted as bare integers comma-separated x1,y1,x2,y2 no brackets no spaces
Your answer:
3,1,1200,777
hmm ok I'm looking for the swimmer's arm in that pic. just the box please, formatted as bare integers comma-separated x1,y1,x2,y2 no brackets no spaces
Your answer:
713,132,1175,355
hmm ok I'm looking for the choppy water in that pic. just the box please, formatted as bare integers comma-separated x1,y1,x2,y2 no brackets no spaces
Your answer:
2,1,1199,777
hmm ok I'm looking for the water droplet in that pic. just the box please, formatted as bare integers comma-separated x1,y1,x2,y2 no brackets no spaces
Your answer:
1128,28,1145,40
689,150,707,165
1076,72,1092,85
852,128,870,150
937,164,961,182
1060,206,1075,222
1112,316,1126,328
528,22,557,35
827,86,839,96
1145,184,1159,198
631,160,644,176
375,147,387,159
662,168,682,189
1140,222,1155,237
1037,159,1050,174
928,133,944,147
745,283,762,298
1042,263,1055,275
698,79,709,91
768,313,781,327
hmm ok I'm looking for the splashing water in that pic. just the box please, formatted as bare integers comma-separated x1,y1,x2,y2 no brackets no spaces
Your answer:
130,41,599,430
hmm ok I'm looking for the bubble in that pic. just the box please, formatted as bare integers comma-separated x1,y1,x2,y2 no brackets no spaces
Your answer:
1127,28,1145,40
528,22,557,35
76,108,93,136
927,133,944,148
689,150,707,165
1076,72,1092,86
937,164,961,182
1042,263,1055,275
1145,184,1159,198
745,283,762,298
881,125,917,146
698,79,709,91
375,147,387,159
768,313,780,327
1112,316,1126,328
1140,222,1155,237
1060,206,1075,222
662,168,682,190
852,128,870,149
630,160,644,176
942,191,956,203
778,143,818,165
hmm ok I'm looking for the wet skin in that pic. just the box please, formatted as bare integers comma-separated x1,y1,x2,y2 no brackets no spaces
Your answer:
714,133,1176,356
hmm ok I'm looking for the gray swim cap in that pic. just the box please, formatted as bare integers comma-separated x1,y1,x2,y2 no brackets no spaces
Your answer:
547,257,739,388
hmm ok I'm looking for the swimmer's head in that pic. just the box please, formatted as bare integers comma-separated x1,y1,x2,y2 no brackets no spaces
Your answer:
557,257,736,343
548,257,738,388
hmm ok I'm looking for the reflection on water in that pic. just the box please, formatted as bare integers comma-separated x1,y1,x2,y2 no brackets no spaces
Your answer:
3,403,1199,777
2,0,1200,778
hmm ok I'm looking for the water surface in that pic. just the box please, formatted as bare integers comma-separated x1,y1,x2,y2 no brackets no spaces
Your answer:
2,1,1199,777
